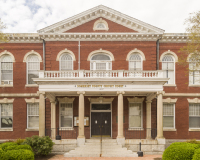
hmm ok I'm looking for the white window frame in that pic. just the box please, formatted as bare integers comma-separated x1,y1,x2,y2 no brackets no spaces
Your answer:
90,53,112,70
162,55,175,85
0,55,13,85
128,54,143,70
27,103,39,129
189,103,200,129
128,102,143,129
59,53,73,71
26,54,40,85
59,102,73,129
0,103,13,129
189,61,200,85
163,103,175,129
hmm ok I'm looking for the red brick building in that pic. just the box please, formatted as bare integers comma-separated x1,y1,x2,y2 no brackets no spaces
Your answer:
0,5,199,155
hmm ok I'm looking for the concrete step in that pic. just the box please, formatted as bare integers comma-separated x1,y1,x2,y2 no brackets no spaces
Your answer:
64,153,100,157
101,153,138,157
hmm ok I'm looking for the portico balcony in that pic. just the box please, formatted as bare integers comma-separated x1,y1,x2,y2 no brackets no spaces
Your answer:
38,70,165,79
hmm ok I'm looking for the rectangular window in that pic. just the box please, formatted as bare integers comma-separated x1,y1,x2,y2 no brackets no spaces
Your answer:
162,62,174,84
27,103,39,129
163,104,175,128
129,103,142,128
189,103,200,128
27,62,39,84
0,104,13,128
60,103,73,128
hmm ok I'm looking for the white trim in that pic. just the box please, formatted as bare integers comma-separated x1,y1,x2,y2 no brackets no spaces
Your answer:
187,98,200,103
161,53,176,85
56,48,76,61
160,50,178,62
163,103,176,130
38,5,164,34
164,93,200,97
162,98,177,103
0,128,13,131
0,85,13,87
164,84,176,87
189,129,200,131
0,98,14,103
88,97,114,103
128,102,143,129
87,49,115,61
25,84,38,87
58,97,75,103
187,53,195,62
0,50,15,62
23,50,42,62
127,97,144,103
90,102,112,138
59,102,73,129
93,18,109,31
25,98,40,103
126,48,146,61
27,103,39,130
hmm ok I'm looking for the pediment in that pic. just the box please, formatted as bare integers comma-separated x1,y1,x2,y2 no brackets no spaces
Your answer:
38,5,164,34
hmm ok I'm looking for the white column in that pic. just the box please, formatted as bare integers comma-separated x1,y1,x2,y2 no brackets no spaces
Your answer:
156,91,164,139
146,100,152,139
117,91,125,146
51,101,56,139
77,91,85,146
39,92,45,137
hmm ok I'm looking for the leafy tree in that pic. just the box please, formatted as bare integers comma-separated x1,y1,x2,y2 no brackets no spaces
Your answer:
0,19,8,43
179,11,200,84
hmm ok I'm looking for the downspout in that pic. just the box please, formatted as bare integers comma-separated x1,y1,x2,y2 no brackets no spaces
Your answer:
156,39,159,70
43,39,46,71
78,41,80,70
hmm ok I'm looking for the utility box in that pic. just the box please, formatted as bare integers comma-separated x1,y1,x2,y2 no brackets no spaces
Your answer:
74,117,89,126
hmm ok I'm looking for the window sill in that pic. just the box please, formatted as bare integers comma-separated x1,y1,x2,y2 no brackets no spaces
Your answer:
128,128,143,131
163,128,177,131
164,84,176,87
59,128,74,130
189,128,200,131
188,84,200,87
25,84,38,87
0,128,13,131
0,85,13,87
26,128,39,131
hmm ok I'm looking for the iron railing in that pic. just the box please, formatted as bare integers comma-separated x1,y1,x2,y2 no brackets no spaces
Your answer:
125,128,157,139
45,127,78,139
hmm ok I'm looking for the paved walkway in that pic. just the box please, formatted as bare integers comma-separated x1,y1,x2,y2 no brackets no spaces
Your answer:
36,155,162,160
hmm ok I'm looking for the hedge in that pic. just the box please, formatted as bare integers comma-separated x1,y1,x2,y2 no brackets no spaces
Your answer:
3,149,34,160
162,142,200,160
192,148,200,160
3,144,32,152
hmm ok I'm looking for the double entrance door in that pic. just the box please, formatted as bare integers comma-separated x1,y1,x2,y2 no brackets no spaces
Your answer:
91,104,111,137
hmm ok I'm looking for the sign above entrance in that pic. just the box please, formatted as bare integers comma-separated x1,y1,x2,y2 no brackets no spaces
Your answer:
76,85,124,88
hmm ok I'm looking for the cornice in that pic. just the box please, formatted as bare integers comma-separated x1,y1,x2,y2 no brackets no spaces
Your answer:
88,97,114,103
25,98,39,103
37,5,164,34
127,97,144,103
161,33,189,43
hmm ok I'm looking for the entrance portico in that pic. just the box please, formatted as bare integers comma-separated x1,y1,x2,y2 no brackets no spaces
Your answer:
34,70,168,146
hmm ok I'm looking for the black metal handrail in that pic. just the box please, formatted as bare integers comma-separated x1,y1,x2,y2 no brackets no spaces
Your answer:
45,127,78,139
125,128,157,139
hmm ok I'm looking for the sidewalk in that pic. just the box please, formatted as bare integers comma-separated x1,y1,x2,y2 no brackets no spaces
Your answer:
36,155,162,160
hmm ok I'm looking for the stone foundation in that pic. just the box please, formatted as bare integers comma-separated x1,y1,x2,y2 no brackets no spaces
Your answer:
125,139,165,155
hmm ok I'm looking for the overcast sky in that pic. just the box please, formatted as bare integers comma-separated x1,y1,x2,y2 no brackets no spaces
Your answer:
0,0,200,33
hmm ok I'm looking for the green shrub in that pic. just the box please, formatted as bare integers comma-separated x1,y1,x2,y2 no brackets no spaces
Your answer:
3,149,34,160
193,148,200,160
23,135,54,156
0,148,4,160
163,142,200,160
0,142,17,151
187,139,200,145
14,138,25,145
4,144,32,152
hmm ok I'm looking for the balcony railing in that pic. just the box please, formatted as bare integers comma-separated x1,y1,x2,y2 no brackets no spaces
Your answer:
39,70,164,79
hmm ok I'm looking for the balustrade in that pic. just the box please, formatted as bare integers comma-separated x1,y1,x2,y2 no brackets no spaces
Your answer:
38,70,164,78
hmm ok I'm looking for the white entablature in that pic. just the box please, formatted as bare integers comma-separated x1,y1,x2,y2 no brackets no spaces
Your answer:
37,5,164,34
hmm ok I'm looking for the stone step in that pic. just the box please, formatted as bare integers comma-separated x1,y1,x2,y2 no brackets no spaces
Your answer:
64,153,100,157
101,153,138,157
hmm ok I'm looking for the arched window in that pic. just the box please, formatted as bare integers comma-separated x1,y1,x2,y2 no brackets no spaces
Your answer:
162,55,175,84
90,53,112,70
189,57,200,85
0,55,13,85
129,53,142,70
27,55,40,84
59,54,73,70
